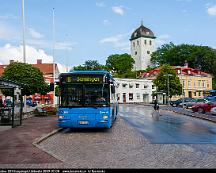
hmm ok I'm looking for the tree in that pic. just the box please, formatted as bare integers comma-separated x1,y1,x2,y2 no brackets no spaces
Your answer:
151,43,216,75
73,60,107,71
106,53,135,76
2,62,50,96
153,64,182,98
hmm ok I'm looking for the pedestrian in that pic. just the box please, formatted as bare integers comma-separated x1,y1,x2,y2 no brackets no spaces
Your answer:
152,99,160,120
154,99,159,111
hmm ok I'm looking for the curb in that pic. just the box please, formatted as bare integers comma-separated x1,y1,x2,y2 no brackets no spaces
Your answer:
32,128,65,162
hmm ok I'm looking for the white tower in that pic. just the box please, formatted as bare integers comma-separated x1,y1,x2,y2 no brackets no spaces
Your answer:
130,21,156,71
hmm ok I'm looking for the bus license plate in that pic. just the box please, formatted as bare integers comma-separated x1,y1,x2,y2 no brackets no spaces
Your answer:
79,121,89,125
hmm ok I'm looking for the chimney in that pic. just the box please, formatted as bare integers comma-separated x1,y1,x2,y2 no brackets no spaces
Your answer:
10,60,14,64
37,59,42,64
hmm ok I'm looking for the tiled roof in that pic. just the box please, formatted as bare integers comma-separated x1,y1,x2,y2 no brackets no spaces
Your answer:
32,63,56,75
0,63,59,76
139,66,212,79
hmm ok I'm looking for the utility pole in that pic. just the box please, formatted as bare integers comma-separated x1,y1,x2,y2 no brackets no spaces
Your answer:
22,0,26,63
52,8,56,107
164,74,173,105
22,0,27,113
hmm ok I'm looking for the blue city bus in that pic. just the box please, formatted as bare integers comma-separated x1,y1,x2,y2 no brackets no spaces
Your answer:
58,70,119,128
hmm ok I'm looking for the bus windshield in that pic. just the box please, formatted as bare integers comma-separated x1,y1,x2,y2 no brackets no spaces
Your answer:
60,84,110,107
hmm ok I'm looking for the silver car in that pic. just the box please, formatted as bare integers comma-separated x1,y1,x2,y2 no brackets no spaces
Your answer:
210,107,216,115
184,98,209,109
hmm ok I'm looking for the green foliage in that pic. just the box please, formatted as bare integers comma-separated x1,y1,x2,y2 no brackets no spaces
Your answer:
73,60,107,71
106,54,135,75
153,64,182,98
55,85,60,97
151,43,216,78
2,62,50,96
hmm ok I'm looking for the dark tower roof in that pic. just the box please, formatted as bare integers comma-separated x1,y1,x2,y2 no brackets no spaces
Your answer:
130,22,156,41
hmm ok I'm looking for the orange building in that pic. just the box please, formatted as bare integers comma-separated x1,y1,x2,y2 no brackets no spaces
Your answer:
0,59,60,105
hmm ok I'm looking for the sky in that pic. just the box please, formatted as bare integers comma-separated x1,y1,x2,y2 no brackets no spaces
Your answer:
0,0,216,72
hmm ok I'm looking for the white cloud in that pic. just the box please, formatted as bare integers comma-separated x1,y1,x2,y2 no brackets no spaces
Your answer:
207,5,216,16
112,6,124,16
0,44,66,73
155,34,172,47
100,32,130,52
103,19,111,26
96,1,106,7
27,27,44,39
0,23,19,40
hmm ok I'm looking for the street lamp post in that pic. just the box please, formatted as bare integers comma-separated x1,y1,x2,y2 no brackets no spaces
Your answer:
22,0,26,63
52,8,56,107
164,74,173,105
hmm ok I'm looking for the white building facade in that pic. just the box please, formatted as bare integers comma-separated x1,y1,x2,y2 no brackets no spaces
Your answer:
130,22,156,71
115,78,156,104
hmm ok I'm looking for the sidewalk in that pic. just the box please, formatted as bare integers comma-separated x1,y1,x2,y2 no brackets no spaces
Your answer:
0,115,61,164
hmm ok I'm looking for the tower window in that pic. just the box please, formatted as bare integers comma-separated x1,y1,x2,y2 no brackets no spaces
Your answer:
133,42,135,47
147,51,150,54
135,51,137,55
149,40,152,45
137,41,139,45
144,40,147,45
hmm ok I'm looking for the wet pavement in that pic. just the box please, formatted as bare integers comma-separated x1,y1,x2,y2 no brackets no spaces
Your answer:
119,104,216,144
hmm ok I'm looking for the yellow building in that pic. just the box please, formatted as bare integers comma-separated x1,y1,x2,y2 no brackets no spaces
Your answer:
140,65,213,100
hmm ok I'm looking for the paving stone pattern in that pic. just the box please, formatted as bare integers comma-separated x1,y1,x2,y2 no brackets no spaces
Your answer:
38,117,216,169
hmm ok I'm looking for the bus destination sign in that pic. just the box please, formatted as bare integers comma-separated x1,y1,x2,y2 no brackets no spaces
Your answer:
64,76,103,83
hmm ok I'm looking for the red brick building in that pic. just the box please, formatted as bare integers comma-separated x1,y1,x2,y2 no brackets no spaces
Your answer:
0,59,60,105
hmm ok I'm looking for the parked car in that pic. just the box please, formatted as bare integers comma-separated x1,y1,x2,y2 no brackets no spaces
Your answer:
210,107,216,115
170,98,196,107
191,101,216,114
183,98,209,109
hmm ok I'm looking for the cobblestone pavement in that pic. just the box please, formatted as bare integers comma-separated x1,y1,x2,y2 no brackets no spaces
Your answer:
1,106,216,169
0,116,61,166
38,116,216,169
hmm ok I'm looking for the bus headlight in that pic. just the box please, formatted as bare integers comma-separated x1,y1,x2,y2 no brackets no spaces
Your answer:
102,115,108,119
59,116,65,119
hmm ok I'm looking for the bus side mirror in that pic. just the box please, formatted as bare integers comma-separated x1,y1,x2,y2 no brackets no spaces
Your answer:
111,85,115,94
50,83,54,91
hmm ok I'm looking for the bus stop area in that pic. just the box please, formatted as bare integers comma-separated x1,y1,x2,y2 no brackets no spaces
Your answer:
0,115,60,166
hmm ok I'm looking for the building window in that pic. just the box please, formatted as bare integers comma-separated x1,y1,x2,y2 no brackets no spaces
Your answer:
122,84,127,88
147,51,150,54
129,83,133,88
144,40,147,45
198,92,201,96
182,80,185,87
137,93,140,100
144,85,148,89
117,94,120,101
207,81,210,88
202,80,205,88
133,42,135,47
152,85,155,89
188,80,192,87
129,93,133,100
137,41,139,45
194,81,196,88
198,80,201,87
135,51,137,55
194,92,196,97
149,40,152,45
136,84,140,88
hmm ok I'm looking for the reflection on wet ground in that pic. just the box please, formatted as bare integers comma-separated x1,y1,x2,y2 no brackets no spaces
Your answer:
119,104,216,144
